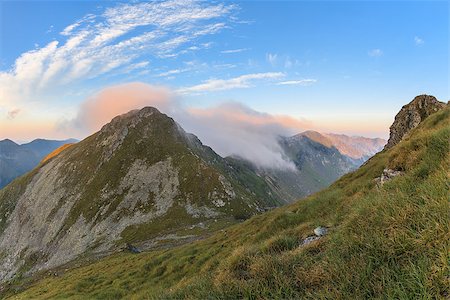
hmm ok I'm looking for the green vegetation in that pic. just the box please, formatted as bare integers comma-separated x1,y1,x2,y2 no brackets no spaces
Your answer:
6,107,448,299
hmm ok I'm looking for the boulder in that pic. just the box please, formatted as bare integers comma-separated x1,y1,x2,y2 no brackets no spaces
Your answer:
375,168,404,186
126,243,141,254
314,226,328,237
385,95,446,149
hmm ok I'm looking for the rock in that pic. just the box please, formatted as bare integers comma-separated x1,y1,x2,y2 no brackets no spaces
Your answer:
385,95,446,149
126,243,141,254
301,236,321,246
375,168,403,186
314,226,328,237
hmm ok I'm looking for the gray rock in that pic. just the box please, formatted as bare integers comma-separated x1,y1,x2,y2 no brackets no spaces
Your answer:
301,236,321,246
314,226,328,237
126,243,141,254
376,168,404,186
385,95,446,149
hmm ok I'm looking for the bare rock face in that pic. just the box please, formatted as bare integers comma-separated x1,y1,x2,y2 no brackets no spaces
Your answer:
385,95,446,149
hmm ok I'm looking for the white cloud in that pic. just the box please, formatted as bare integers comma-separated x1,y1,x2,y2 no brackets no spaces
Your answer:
155,68,190,77
220,48,250,54
277,79,317,86
368,49,383,57
176,72,285,94
414,36,424,45
0,0,235,111
266,53,278,66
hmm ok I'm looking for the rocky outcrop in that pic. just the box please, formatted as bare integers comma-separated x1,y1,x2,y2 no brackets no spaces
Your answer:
375,169,404,186
385,95,446,149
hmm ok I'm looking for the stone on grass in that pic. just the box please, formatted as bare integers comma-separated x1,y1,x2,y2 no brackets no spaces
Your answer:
314,226,328,237
301,236,320,246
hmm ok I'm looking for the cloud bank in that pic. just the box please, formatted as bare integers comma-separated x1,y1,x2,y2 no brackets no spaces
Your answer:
65,82,308,170
65,83,173,134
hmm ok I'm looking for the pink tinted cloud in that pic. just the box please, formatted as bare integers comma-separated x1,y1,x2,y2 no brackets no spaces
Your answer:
70,82,172,133
7,108,21,119
189,103,310,130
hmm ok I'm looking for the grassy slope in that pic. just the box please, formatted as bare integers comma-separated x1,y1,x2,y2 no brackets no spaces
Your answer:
8,107,449,299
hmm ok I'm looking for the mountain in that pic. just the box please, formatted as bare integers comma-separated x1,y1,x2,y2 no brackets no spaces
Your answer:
237,132,385,202
21,139,78,159
299,130,386,161
385,94,446,149
0,107,281,283
0,140,37,189
5,95,447,299
0,138,77,189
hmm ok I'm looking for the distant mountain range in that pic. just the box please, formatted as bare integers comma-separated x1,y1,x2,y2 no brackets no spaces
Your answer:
0,139,77,188
233,131,385,201
0,132,385,200
298,131,386,161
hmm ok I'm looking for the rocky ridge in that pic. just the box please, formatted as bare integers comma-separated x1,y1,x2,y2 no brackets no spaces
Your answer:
385,95,446,149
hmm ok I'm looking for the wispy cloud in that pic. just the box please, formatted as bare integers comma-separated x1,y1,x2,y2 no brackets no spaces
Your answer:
220,48,250,54
266,53,278,66
7,109,21,119
266,53,300,68
414,36,424,45
155,68,190,78
176,72,285,94
0,0,235,110
368,49,383,57
277,79,317,86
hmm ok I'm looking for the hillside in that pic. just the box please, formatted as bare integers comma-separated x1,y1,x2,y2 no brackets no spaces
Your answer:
5,101,448,298
0,140,37,189
0,139,76,189
229,132,385,202
0,107,281,285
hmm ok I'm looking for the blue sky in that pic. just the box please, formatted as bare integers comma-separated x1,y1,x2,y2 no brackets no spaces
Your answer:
0,0,448,141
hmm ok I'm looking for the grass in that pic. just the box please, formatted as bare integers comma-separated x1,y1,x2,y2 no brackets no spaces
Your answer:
5,107,450,299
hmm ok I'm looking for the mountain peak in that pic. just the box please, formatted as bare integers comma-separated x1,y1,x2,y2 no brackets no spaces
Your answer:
0,139,19,147
385,95,446,149
100,106,163,132
292,130,385,160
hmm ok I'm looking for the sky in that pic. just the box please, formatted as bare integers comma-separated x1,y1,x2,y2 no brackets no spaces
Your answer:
0,0,448,144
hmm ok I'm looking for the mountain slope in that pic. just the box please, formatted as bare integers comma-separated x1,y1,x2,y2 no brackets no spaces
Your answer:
0,138,76,189
0,107,280,284
6,100,448,298
0,140,37,189
299,130,385,161
242,132,385,202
